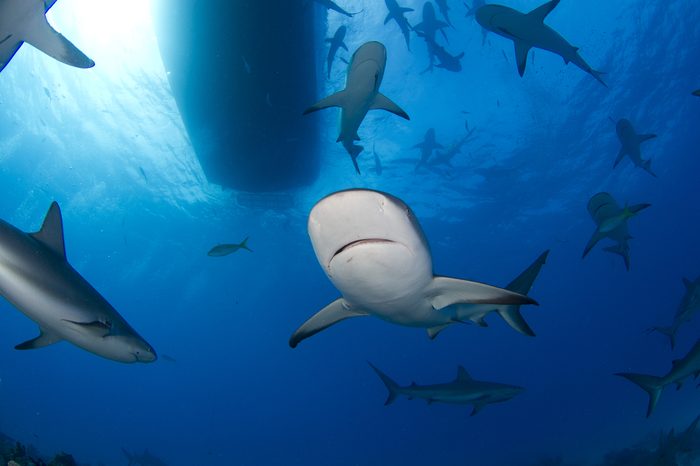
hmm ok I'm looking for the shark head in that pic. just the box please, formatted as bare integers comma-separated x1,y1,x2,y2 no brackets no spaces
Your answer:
308,189,432,304
475,5,513,33
348,41,387,94
63,318,158,363
486,383,525,404
616,118,634,139
422,2,437,22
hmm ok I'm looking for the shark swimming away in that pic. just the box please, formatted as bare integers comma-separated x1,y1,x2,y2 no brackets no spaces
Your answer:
0,202,156,363
617,338,700,417
325,25,348,79
384,0,414,50
582,192,650,271
650,276,700,349
614,118,657,177
303,42,410,174
312,0,360,17
369,362,524,416
475,0,606,86
0,0,95,74
413,128,444,170
289,189,537,348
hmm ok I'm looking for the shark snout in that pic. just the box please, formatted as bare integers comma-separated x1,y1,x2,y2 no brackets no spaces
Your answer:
133,344,157,363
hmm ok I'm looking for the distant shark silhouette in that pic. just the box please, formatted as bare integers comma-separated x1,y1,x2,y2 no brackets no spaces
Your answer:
421,36,464,73
428,127,476,168
122,448,168,466
0,0,94,73
582,192,650,271
413,128,444,170
312,0,360,17
693,90,700,97
303,42,409,174
430,250,549,339
617,338,700,417
475,0,606,86
0,202,155,362
650,276,700,349
289,189,536,348
614,118,657,177
414,2,449,43
369,362,524,416
384,0,414,50
435,0,453,27
325,25,348,78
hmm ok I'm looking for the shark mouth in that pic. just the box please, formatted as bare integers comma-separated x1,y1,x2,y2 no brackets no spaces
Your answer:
332,238,396,260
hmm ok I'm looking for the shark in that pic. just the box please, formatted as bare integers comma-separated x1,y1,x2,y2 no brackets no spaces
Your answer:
650,276,700,349
617,338,700,417
303,42,409,174
413,128,444,171
0,0,94,74
435,0,453,27
325,25,348,79
429,250,549,339
122,448,168,466
0,202,156,363
288,189,537,348
414,2,449,43
614,118,657,177
312,0,360,17
208,237,252,256
369,362,524,416
428,127,476,168
475,0,606,86
384,0,414,50
582,192,650,271
693,90,700,97
421,36,464,72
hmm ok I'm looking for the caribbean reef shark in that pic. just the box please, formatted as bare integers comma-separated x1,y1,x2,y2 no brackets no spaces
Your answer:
369,362,524,415
650,276,700,349
384,0,414,50
614,118,657,177
582,192,650,271
475,0,606,86
312,0,360,17
303,42,409,174
0,203,155,362
617,338,700,417
413,128,444,171
0,0,94,73
289,189,536,348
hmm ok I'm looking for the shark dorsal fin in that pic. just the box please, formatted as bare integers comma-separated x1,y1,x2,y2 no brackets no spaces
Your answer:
30,202,66,260
683,278,693,290
456,366,472,382
527,0,560,22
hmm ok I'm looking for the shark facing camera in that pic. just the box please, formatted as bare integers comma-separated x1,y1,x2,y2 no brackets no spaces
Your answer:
290,189,547,348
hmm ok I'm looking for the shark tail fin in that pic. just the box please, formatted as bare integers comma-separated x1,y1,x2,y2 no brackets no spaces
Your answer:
368,362,401,406
240,236,252,252
616,372,665,417
497,250,550,336
648,326,676,350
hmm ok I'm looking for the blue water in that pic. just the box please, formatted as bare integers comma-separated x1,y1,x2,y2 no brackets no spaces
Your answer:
0,0,699,464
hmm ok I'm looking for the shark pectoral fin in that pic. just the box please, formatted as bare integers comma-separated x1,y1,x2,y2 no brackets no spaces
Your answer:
427,323,452,340
384,13,393,25
582,230,604,259
302,91,346,115
613,147,626,168
527,0,561,22
497,307,535,337
20,13,94,68
15,328,61,350
514,40,531,77
428,276,538,311
470,398,488,416
340,41,349,51
289,299,368,348
30,202,66,260
638,133,657,142
370,93,410,120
